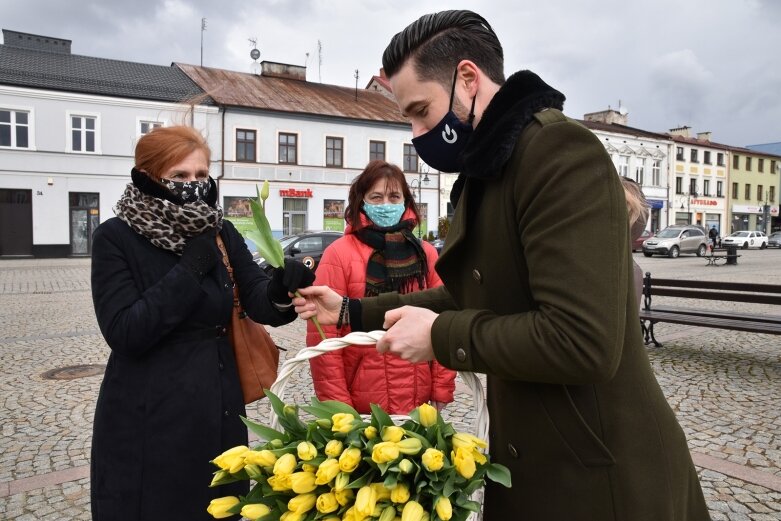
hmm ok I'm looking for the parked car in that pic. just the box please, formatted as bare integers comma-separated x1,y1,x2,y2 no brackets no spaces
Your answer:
632,229,653,252
244,237,261,264
257,231,342,273
768,231,781,248
642,225,708,258
722,230,768,249
429,238,445,253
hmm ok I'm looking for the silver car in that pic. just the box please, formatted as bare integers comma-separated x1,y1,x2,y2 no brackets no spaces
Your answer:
769,232,781,248
642,225,708,258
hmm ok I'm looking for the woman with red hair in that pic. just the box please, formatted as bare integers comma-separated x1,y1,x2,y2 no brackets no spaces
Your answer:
90,126,313,520
306,160,455,414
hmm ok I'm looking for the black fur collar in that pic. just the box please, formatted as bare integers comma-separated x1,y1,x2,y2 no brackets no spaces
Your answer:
451,70,565,206
130,167,218,207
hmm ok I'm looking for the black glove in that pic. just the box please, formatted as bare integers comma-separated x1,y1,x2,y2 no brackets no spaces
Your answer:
180,230,220,281
268,259,316,304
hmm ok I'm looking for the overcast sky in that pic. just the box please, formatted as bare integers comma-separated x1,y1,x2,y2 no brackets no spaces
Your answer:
2,0,779,146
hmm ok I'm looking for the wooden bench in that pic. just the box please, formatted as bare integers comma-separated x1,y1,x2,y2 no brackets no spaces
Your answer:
639,273,781,346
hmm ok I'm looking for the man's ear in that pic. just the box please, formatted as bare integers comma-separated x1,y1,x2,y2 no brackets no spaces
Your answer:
456,60,480,97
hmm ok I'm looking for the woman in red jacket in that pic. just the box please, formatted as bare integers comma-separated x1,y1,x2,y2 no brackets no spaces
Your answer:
306,160,455,414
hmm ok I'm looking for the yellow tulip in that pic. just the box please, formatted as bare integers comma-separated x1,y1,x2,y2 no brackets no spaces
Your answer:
379,505,397,521
371,441,400,464
273,453,298,476
240,503,271,520
371,482,391,501
434,497,452,520
364,425,378,440
206,496,239,519
452,432,488,450
315,458,341,485
401,500,425,521
243,464,263,479
212,445,249,473
297,441,318,461
290,471,317,493
417,403,438,427
421,448,445,472
267,474,292,491
280,511,306,521
381,426,405,443
316,418,333,429
302,463,317,473
322,517,341,521
334,487,354,506
355,486,378,518
316,492,340,513
332,413,356,433
209,470,230,487
333,472,350,492
339,447,362,472
452,447,476,479
390,482,410,504
288,493,317,513
342,506,358,521
398,459,414,474
244,449,278,467
396,437,423,455
325,439,344,457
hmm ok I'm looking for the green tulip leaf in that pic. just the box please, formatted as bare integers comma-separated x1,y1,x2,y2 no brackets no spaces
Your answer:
248,199,284,268
486,463,512,488
370,403,394,430
240,416,285,443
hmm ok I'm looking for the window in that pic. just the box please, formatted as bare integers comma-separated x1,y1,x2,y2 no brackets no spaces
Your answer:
675,177,683,194
652,160,661,186
325,137,343,167
732,182,738,200
758,158,764,172
746,157,752,171
689,178,697,196
717,153,724,166
676,147,684,161
0,109,29,148
70,115,97,153
369,141,386,161
772,160,777,174
744,184,751,199
771,186,776,203
758,185,763,201
139,120,162,135
733,154,740,169
690,149,698,163
703,180,710,196
618,155,629,177
278,133,297,164
703,151,711,164
235,129,256,162
717,181,723,197
635,158,645,185
403,144,419,172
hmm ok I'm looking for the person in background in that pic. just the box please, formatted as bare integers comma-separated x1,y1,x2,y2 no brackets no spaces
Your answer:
620,176,650,308
90,126,313,520
709,225,719,250
295,10,710,520
306,160,455,414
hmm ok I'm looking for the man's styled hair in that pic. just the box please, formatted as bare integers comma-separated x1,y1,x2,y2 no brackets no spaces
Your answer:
382,10,505,88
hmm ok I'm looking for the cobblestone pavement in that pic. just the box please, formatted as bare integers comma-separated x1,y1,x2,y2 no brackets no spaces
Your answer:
0,250,780,519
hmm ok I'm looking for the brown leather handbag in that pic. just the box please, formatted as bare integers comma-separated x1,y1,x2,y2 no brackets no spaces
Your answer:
216,235,279,404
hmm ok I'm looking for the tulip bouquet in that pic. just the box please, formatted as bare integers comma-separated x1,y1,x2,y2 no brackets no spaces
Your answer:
207,390,511,521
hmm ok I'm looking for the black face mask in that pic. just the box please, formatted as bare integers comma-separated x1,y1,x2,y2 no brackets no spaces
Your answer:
161,179,211,204
411,68,476,173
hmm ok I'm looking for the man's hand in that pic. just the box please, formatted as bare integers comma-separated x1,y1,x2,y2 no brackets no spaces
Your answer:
293,285,342,325
376,306,438,363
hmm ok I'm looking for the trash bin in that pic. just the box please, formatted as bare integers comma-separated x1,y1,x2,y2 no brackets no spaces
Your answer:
725,245,738,265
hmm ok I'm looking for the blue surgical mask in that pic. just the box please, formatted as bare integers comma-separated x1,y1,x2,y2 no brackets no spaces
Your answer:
362,201,406,228
411,67,476,173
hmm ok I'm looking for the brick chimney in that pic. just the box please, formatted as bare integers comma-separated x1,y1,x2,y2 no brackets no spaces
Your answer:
2,29,71,54
669,126,691,138
260,61,306,81
696,131,712,141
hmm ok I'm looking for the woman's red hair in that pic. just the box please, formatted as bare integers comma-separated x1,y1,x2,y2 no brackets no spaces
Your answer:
134,126,211,179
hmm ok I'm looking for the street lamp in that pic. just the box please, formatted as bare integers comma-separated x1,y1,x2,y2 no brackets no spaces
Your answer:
410,171,430,238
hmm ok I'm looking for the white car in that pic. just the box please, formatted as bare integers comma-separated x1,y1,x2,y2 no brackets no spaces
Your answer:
721,231,768,249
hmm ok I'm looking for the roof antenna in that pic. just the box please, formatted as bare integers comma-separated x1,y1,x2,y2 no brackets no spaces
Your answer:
317,40,323,83
354,69,359,101
200,18,207,66
249,37,260,75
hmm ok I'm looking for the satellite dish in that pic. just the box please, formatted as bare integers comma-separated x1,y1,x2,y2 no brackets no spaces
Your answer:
250,48,260,61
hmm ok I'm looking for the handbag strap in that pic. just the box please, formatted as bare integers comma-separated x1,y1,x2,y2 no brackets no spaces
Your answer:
215,234,244,313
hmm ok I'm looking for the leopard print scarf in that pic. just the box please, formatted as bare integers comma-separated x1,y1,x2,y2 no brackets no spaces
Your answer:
114,183,223,254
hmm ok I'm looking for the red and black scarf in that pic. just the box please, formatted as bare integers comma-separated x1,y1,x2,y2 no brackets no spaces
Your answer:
354,219,428,297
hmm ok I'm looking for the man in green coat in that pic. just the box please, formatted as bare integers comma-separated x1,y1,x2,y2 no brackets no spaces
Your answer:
295,9,710,521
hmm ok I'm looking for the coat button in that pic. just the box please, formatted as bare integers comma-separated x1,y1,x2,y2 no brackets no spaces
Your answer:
456,348,467,362
224,410,230,417
508,443,519,458
472,269,482,283
224,282,231,289
218,361,224,370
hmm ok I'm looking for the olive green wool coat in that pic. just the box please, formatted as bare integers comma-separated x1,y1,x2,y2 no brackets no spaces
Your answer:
362,72,710,521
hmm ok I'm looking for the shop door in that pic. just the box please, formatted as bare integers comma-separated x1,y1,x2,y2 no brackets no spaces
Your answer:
0,189,33,256
282,198,307,236
69,192,99,255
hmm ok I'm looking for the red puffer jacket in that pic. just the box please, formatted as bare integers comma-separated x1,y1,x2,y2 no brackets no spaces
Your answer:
306,214,455,415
